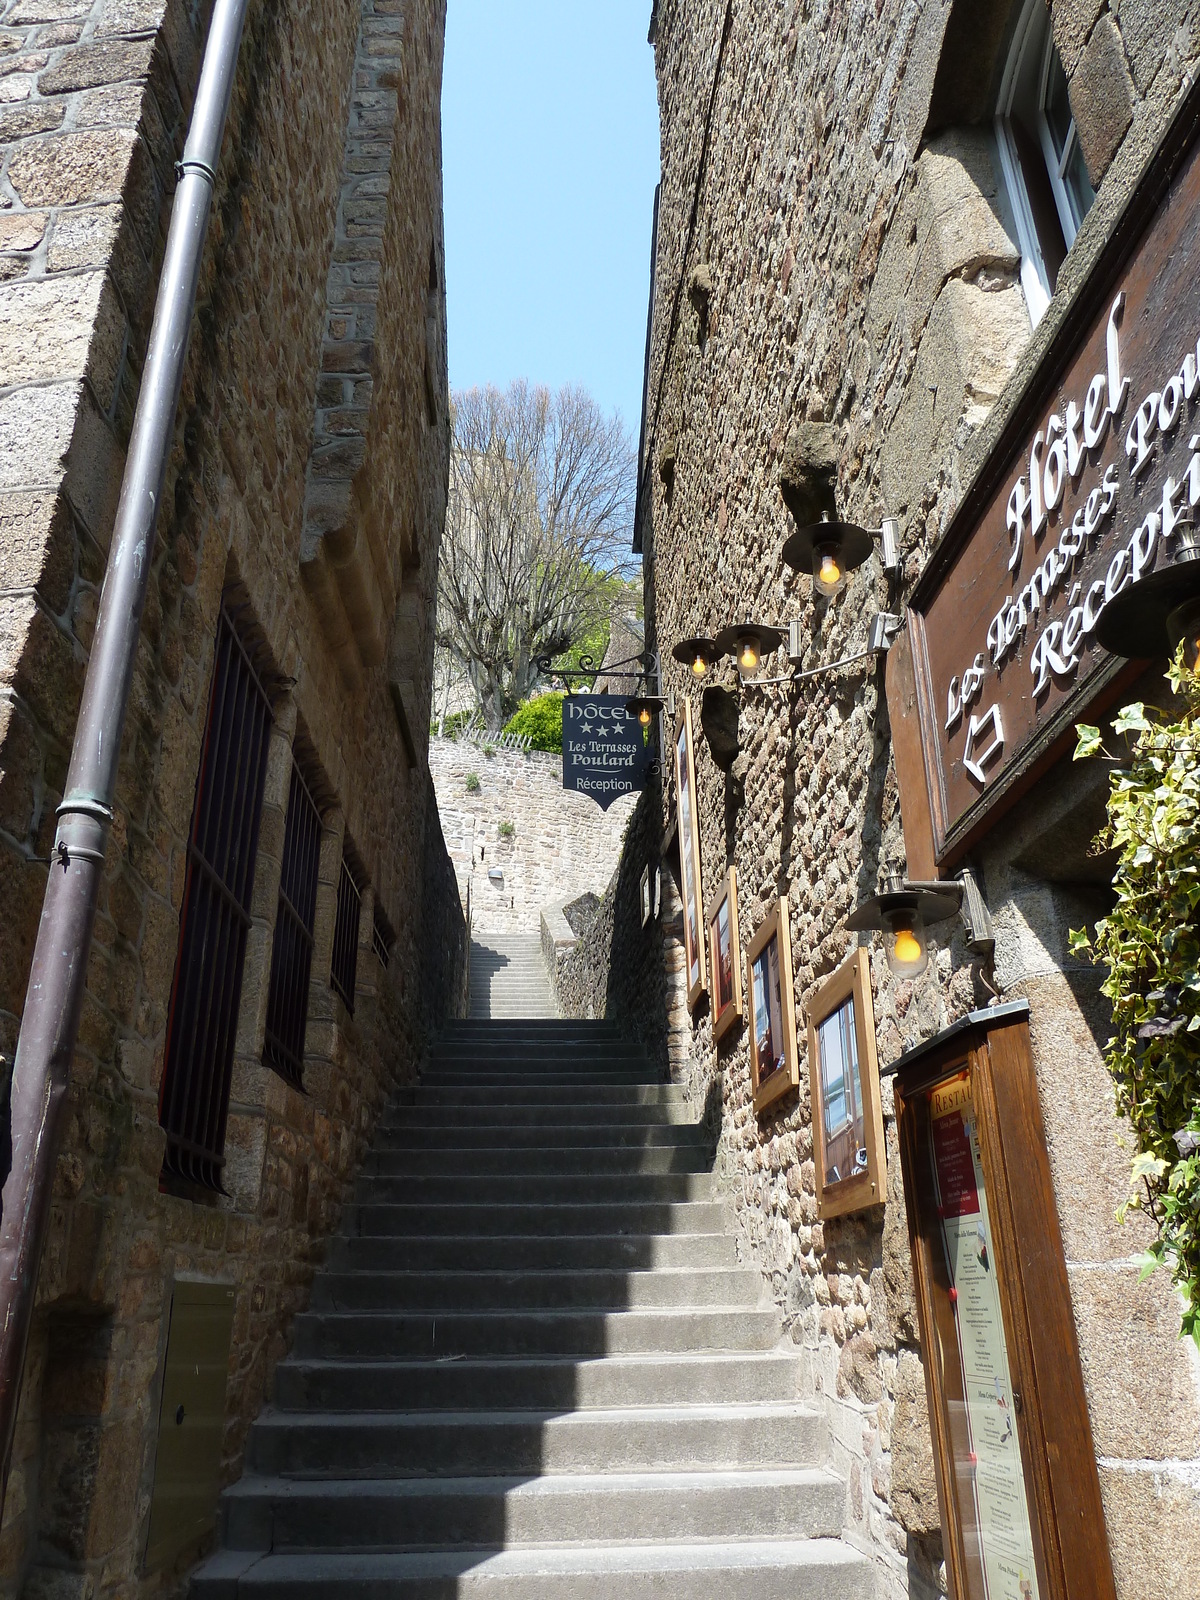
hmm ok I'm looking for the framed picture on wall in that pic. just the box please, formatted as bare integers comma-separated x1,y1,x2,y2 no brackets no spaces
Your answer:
706,867,743,1043
745,896,800,1115
673,700,707,1009
640,864,660,928
806,948,886,1219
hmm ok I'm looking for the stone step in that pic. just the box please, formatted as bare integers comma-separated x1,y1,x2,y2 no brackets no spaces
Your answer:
377,1116,701,1145
401,1088,684,1113
440,1023,624,1040
248,1402,822,1479
193,1539,875,1598
347,1199,729,1238
327,1231,738,1275
363,1144,710,1176
429,1042,650,1061
420,1071,665,1088
353,1173,716,1206
219,1466,844,1552
192,1020,862,1600
272,1350,800,1413
291,1305,781,1361
309,1266,763,1314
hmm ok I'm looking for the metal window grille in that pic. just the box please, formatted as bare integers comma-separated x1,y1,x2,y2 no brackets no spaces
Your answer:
263,762,322,1088
160,611,273,1191
330,857,362,1013
372,907,392,970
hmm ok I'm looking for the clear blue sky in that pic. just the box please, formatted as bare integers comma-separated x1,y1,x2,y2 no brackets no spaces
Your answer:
442,1,662,438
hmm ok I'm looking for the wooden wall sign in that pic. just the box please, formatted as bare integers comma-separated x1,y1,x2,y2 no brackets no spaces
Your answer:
907,80,1200,863
806,949,886,1220
673,699,707,1009
706,867,743,1043
745,896,801,1115
888,1003,1116,1600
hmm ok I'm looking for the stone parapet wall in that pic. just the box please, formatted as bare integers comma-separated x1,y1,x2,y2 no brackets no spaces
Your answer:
429,737,636,937
0,0,458,1594
544,782,693,1091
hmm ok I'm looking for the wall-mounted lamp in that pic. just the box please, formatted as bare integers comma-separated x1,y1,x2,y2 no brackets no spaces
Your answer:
1094,531,1200,669
625,694,666,728
847,869,994,979
713,622,787,680
782,514,902,597
672,637,719,681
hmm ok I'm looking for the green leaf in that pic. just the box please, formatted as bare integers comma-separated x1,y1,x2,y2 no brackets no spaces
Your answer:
1137,1251,1163,1284
1067,926,1092,956
1131,1152,1170,1183
1074,724,1103,760
1113,704,1152,736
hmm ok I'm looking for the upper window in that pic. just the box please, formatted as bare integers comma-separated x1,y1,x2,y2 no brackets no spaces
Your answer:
160,608,274,1192
263,760,323,1089
330,853,363,1015
995,0,1095,324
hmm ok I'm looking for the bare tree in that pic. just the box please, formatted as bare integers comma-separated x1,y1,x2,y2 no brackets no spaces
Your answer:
436,381,636,729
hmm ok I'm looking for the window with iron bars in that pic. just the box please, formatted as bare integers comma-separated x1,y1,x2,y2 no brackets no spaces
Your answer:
159,610,273,1192
263,761,322,1089
372,905,393,969
331,855,362,1013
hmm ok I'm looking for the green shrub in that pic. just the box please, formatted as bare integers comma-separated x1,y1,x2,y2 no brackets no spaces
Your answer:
465,772,481,794
431,708,474,741
1072,651,1200,1349
503,692,565,753
498,819,515,839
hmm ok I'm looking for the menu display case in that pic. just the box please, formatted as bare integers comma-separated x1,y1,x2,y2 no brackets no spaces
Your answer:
888,1003,1116,1600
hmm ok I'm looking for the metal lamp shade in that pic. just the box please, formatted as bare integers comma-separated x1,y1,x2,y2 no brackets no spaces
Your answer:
781,518,875,576
1094,557,1200,659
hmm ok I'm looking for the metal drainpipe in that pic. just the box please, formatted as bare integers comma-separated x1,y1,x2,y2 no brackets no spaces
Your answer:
0,0,252,1508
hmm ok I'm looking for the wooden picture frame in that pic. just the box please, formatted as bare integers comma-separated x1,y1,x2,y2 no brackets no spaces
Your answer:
890,1003,1116,1600
673,700,707,1009
745,896,801,1115
705,867,743,1043
807,949,886,1219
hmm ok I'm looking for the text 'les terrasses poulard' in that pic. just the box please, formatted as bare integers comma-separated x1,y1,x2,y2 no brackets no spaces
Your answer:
946,292,1200,737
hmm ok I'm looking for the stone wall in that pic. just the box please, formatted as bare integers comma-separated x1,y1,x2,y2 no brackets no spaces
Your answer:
0,0,459,1594
545,781,693,1088
560,3,1200,1597
428,736,636,937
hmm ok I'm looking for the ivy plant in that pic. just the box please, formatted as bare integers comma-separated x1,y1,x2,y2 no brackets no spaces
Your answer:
1070,652,1200,1349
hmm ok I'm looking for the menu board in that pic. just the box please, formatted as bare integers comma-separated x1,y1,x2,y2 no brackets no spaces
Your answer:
929,1073,1041,1600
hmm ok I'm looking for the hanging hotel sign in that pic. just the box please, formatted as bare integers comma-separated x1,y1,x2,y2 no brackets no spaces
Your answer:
907,95,1200,863
562,694,650,809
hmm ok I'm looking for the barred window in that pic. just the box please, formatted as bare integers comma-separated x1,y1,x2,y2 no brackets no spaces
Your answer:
263,762,322,1089
160,610,273,1192
372,905,393,970
331,856,362,1013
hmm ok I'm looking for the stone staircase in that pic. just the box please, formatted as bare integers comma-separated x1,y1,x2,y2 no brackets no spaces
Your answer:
468,935,557,1019
191,1020,873,1598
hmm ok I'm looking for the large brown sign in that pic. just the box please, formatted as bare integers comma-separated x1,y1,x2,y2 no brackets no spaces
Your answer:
908,89,1200,863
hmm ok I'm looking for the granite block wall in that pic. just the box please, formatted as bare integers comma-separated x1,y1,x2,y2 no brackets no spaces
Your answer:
0,0,459,1592
428,736,636,938
557,2,1200,1595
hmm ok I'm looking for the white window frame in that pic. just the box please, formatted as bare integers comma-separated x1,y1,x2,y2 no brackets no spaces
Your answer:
1035,30,1089,250
994,0,1090,327
995,0,1053,324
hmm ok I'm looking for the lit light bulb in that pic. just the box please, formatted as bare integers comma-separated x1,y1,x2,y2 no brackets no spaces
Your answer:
692,653,709,679
884,910,928,980
892,927,922,965
639,705,652,727
813,540,847,598
738,636,761,677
